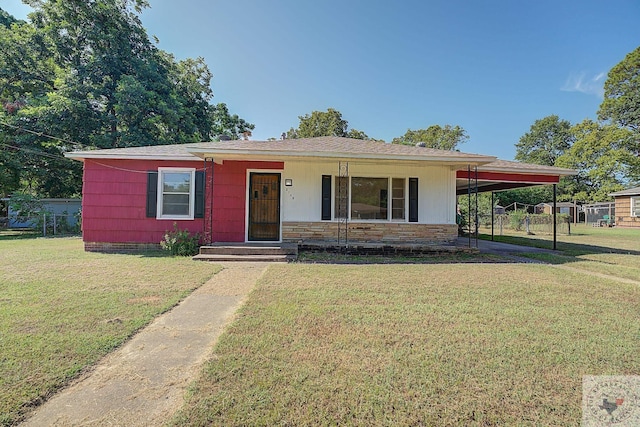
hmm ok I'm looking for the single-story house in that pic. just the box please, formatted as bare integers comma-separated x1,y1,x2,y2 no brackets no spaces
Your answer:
535,202,576,221
65,137,575,252
610,186,640,228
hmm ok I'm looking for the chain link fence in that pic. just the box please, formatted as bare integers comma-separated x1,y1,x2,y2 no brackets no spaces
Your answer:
1,212,81,236
492,213,571,235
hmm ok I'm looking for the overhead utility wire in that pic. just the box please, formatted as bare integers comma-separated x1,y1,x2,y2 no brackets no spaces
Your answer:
0,142,66,161
0,121,84,148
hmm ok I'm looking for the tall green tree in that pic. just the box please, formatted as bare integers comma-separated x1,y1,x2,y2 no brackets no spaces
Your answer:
211,102,255,140
285,108,369,139
598,45,640,181
514,115,574,166
0,2,254,197
391,125,468,150
556,119,635,201
599,46,640,133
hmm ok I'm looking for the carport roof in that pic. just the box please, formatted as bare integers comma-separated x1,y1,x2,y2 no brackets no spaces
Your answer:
456,159,575,195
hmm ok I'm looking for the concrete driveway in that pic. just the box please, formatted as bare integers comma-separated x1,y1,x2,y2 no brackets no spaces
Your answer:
456,236,557,260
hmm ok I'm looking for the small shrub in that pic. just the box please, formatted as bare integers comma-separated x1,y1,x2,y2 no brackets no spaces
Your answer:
509,210,526,231
160,223,201,256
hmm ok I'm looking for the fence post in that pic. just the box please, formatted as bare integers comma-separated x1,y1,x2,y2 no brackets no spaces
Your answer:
43,213,46,237
53,214,57,235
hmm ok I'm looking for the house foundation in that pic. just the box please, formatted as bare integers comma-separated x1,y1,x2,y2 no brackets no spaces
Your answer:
282,221,458,245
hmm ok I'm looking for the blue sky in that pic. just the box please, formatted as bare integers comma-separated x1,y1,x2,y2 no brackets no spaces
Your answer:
3,0,640,160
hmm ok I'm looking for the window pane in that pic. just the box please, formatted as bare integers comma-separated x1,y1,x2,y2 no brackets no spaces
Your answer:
351,177,388,220
163,172,191,193
162,194,190,215
391,178,405,220
633,197,640,217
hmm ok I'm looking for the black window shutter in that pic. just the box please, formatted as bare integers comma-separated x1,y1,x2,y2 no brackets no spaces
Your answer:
409,178,418,222
321,175,331,220
194,170,205,218
146,171,158,218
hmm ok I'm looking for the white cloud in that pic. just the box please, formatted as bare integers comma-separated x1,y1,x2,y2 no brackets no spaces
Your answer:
561,71,606,98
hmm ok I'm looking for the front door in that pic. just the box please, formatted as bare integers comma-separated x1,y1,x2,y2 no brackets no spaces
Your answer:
248,173,281,241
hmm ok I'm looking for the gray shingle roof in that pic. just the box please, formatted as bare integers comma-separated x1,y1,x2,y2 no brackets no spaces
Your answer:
66,136,495,164
65,136,576,176
609,186,640,197
480,159,575,175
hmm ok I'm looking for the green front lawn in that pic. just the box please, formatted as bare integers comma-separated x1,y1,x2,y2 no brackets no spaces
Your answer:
0,237,221,426
479,224,640,284
173,263,640,426
480,223,640,255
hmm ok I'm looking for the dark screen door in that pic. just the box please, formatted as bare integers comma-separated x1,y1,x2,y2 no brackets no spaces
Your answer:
248,173,281,241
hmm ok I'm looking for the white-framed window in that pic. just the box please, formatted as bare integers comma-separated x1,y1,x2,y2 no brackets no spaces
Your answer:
333,176,407,221
157,168,195,219
632,196,640,217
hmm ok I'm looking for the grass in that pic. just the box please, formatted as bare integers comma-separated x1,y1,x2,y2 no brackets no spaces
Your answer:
478,224,640,284
173,263,640,426
479,223,640,255
0,236,222,426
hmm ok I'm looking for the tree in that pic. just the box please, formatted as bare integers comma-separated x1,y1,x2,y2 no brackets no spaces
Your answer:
0,3,254,197
210,102,255,140
285,108,369,139
0,145,21,197
599,46,640,133
556,119,636,201
514,115,574,166
391,125,468,151
494,187,553,210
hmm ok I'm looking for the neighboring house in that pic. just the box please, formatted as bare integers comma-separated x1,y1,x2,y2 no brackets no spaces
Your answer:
535,202,577,222
610,186,640,228
2,198,81,228
65,137,575,252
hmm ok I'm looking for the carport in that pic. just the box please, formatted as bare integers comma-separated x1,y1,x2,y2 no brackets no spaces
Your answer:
456,160,576,250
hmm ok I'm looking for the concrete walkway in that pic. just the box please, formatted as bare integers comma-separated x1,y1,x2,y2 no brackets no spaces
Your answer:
22,262,270,427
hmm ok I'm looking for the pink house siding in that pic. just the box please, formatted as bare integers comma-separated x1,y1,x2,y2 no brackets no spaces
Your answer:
82,159,204,247
82,158,283,250
210,161,284,242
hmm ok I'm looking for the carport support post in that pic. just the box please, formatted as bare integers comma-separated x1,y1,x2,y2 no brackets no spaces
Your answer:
491,191,494,241
553,184,557,250
474,166,478,247
467,165,471,248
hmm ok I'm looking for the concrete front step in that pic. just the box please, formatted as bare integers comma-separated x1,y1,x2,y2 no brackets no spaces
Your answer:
192,254,294,262
198,243,298,256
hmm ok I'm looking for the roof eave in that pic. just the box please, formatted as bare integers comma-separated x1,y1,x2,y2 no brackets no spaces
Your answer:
187,148,496,165
478,165,577,176
64,152,200,161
